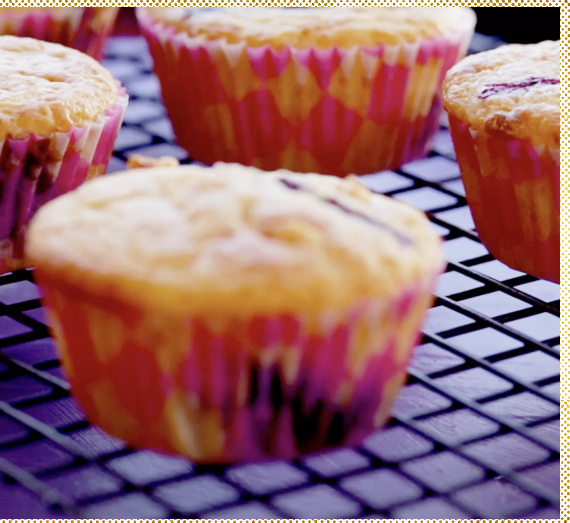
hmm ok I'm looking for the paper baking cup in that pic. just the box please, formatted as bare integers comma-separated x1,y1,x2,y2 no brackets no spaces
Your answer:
138,9,474,176
448,115,560,283
0,7,119,60
0,88,128,274
37,275,438,464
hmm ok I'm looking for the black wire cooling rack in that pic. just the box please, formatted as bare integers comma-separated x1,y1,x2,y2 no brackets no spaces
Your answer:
0,34,560,519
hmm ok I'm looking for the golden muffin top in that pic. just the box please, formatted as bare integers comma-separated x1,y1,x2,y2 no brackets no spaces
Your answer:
141,7,476,48
0,36,118,140
443,40,560,148
27,163,444,319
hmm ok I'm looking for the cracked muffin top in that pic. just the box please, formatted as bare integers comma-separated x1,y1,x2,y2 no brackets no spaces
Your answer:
0,36,118,140
141,7,476,48
443,40,560,148
27,163,444,319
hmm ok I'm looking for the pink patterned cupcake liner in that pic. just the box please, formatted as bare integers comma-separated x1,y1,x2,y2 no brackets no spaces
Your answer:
0,87,128,273
448,115,560,283
40,274,439,464
0,7,119,60
137,9,475,176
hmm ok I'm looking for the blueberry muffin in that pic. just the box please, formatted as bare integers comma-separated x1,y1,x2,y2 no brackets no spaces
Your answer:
27,162,445,463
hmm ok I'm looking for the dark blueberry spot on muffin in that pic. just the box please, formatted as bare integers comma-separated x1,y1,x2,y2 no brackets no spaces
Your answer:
280,179,302,191
291,396,325,453
249,364,260,406
279,179,412,246
270,367,286,412
0,146,14,200
22,137,53,179
36,169,55,194
327,411,350,447
480,77,560,99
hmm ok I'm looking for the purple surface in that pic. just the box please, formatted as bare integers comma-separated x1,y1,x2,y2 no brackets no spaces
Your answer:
436,271,485,297
530,419,560,449
460,291,532,318
451,328,524,359
341,469,423,510
23,308,49,326
401,451,485,492
493,351,560,384
227,462,308,496
81,493,168,518
0,485,63,518
475,260,525,281
417,409,500,445
359,171,414,194
107,450,193,486
1,339,58,366
409,343,465,375
392,383,452,418
393,187,458,212
273,484,361,519
393,497,468,519
302,448,370,478
464,433,551,471
423,306,475,334
143,118,175,142
506,313,560,342
44,465,123,501
452,479,537,518
362,426,433,463
153,475,240,514
205,501,282,519
436,206,476,231
0,415,28,445
434,367,513,401
0,376,52,403
23,398,85,430
0,281,40,305
483,392,560,425
0,441,75,474
0,317,32,340
68,427,127,459
401,156,460,183
521,461,560,494
443,237,488,263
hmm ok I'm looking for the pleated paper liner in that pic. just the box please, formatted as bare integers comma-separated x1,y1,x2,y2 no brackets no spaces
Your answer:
0,7,119,60
448,115,560,283
0,87,128,273
138,8,475,176
37,274,439,464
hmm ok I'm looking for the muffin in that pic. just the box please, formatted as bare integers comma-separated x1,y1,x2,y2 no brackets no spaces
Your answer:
137,7,476,176
27,163,445,463
0,7,119,60
0,36,128,273
443,40,560,283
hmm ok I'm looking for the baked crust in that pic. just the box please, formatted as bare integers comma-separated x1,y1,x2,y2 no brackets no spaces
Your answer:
443,40,560,148
0,36,118,140
27,163,444,319
142,7,476,48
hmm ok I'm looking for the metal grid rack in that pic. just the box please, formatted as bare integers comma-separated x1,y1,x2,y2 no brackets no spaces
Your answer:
0,34,560,519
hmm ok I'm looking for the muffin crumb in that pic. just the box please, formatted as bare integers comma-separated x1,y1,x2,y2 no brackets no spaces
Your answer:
127,154,180,170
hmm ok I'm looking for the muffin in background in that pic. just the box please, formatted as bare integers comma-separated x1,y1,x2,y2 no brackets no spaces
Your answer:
137,7,476,176
0,36,128,273
27,162,445,463
443,40,560,283
0,7,119,60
